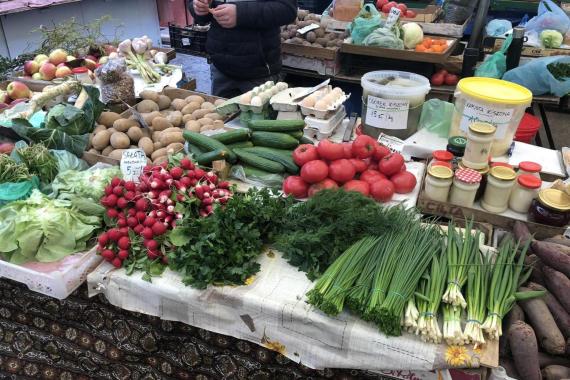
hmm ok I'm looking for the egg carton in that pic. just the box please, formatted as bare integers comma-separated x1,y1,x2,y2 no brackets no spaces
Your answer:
304,106,346,141
238,81,288,114
270,87,309,112
299,87,350,119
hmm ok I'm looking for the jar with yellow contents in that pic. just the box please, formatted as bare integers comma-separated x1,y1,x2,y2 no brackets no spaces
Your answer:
462,122,496,170
481,166,517,213
425,165,454,202
449,168,482,208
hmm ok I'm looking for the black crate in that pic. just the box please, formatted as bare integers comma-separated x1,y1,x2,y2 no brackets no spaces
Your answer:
168,24,209,57
297,0,331,14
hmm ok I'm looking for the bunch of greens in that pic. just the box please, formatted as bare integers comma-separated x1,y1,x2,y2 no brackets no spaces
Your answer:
274,190,416,280
15,143,58,183
547,62,570,81
463,251,492,345
0,190,100,264
168,188,294,289
0,154,30,183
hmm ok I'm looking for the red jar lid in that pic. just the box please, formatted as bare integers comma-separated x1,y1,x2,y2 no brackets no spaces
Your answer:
518,174,542,189
433,150,453,161
455,168,482,184
491,162,513,169
72,67,89,74
519,161,542,173
431,160,452,169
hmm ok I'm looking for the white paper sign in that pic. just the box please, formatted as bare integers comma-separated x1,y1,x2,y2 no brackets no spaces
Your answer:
385,7,401,28
377,133,405,153
459,100,514,139
120,149,147,182
365,95,410,130
297,23,320,35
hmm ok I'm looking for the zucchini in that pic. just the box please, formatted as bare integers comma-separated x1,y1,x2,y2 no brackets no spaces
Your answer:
299,135,314,145
242,165,277,178
248,119,305,132
196,149,228,166
251,131,299,150
233,148,285,173
287,130,304,140
211,128,251,144
227,141,254,149
183,131,236,163
187,143,204,157
243,147,299,174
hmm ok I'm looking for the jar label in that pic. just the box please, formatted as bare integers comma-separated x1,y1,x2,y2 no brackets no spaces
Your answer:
365,95,409,130
121,149,147,183
459,100,514,139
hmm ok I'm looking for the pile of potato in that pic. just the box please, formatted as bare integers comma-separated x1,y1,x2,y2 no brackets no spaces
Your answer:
87,90,225,164
280,9,347,49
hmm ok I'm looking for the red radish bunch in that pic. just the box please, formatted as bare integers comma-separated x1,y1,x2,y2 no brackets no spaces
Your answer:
97,157,233,268
284,136,416,203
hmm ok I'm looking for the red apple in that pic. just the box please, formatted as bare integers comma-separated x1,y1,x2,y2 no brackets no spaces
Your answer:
23,60,40,75
6,81,31,100
83,58,97,71
39,62,57,81
57,62,67,68
0,91,10,104
34,54,48,64
55,66,72,78
49,49,68,65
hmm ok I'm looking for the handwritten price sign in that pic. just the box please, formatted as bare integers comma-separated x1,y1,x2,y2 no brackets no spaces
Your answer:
365,95,410,130
120,149,147,182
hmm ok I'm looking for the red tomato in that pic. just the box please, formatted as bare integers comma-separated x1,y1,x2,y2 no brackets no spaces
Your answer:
352,135,377,159
445,74,459,86
379,153,405,176
282,176,308,199
396,3,408,13
300,160,329,184
349,158,368,173
381,3,393,12
368,161,379,171
391,171,417,194
292,144,319,166
400,163,407,172
438,69,448,76
342,142,354,159
0,142,14,154
308,178,339,197
404,9,416,18
360,169,386,185
373,144,390,161
317,139,345,161
328,159,356,184
430,72,445,86
370,179,395,202
376,0,389,9
343,180,370,196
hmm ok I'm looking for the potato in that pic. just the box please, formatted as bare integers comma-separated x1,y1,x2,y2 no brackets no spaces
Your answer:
204,112,222,121
157,95,171,110
166,142,184,155
166,111,183,127
127,126,143,143
198,117,213,126
315,28,325,38
201,101,215,110
138,137,154,155
153,141,163,150
142,111,162,126
159,131,184,146
152,131,162,142
316,37,328,46
93,124,107,134
185,120,201,132
183,114,195,123
141,128,151,138
171,98,187,111
306,31,317,43
192,109,210,120
92,130,112,150
214,99,225,106
200,125,214,132
109,149,126,161
87,148,100,155
137,99,160,113
113,118,138,132
102,146,114,156
213,120,224,129
110,132,130,149
153,156,168,165
140,90,160,103
151,147,167,161
98,111,122,128
152,117,174,132
182,102,201,115
185,95,205,105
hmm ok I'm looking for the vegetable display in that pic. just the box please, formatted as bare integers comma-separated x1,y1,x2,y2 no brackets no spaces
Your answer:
15,143,58,183
0,154,30,183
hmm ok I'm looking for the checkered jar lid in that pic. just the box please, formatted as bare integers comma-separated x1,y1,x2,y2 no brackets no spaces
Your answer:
454,168,482,184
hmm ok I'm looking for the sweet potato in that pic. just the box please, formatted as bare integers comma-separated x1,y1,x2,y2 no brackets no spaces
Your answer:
514,221,533,246
543,266,570,313
538,352,570,368
519,287,566,354
541,365,570,380
529,282,570,339
527,255,546,286
508,321,542,380
532,241,570,277
502,303,525,356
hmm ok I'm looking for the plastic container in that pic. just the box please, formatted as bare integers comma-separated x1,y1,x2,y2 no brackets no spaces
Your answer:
509,174,541,214
304,106,346,140
481,166,516,214
463,122,496,170
331,0,361,21
449,168,482,208
515,113,541,144
425,165,453,202
518,161,542,178
529,189,570,227
361,71,431,140
450,77,533,156
72,67,93,84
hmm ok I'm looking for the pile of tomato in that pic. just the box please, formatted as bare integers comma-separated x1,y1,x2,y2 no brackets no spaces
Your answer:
375,0,417,18
283,136,417,202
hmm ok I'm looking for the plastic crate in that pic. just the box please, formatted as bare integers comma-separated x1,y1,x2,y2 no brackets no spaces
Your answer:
168,23,209,56
298,0,331,14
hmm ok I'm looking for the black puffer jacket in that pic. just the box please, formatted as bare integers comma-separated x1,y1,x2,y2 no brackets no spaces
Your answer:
188,0,297,80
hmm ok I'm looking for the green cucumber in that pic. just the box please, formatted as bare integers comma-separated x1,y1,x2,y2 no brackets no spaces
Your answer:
251,131,299,150
187,144,204,157
196,149,228,166
183,131,237,163
211,128,251,144
242,147,299,174
287,130,304,140
299,136,314,145
248,119,305,132
233,148,285,173
227,141,254,149
242,165,277,178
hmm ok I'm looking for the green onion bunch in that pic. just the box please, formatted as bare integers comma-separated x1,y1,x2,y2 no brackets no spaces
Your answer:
464,251,492,345
443,304,465,345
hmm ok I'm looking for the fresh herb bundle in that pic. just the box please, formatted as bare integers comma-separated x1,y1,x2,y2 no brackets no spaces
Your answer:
0,154,30,183
16,144,58,183
547,62,570,81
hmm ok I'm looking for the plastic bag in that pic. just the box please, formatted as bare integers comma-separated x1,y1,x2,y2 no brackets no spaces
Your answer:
503,55,570,97
230,165,284,188
418,99,454,138
348,4,383,45
475,35,513,78
486,19,513,37
524,0,570,34
50,150,89,172
0,176,39,205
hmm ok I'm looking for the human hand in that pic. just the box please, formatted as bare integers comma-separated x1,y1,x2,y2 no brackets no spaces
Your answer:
193,0,210,16
212,4,237,28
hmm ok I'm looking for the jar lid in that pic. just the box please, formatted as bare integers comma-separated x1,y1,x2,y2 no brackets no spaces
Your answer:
455,168,482,184
489,166,516,181
491,162,513,169
429,165,453,179
72,67,89,73
431,160,453,169
457,77,533,105
538,189,570,211
518,174,542,189
433,150,453,161
519,161,542,173
469,122,496,135
459,160,490,175
448,136,467,149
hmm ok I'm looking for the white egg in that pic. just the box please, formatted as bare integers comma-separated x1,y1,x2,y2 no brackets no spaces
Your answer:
301,95,316,108
323,94,336,104
277,82,288,90
261,90,272,99
251,96,263,107
240,92,253,104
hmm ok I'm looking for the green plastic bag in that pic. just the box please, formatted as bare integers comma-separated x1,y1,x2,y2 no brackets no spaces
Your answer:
0,176,40,205
475,35,513,79
349,4,383,45
418,99,454,138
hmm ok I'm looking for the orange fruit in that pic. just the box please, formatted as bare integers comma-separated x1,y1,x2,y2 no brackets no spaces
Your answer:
415,44,427,52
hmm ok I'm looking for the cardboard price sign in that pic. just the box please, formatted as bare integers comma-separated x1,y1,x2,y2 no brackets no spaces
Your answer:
120,149,147,182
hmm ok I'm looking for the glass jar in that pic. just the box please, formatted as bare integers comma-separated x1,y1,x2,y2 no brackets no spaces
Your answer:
491,162,514,169
481,166,516,213
430,160,453,169
459,160,489,200
529,189,570,227
518,161,542,179
72,67,93,84
447,136,467,158
449,168,482,208
425,165,453,202
508,174,542,213
463,122,496,170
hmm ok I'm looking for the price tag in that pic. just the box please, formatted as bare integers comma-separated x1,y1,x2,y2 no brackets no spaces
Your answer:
365,95,409,130
385,7,401,28
120,149,147,182
377,133,405,153
297,23,320,35
459,100,514,139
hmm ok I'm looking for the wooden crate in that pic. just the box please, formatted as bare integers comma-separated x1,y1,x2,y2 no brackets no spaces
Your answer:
282,53,341,76
400,5,442,23
281,42,339,61
405,16,471,38
485,37,570,58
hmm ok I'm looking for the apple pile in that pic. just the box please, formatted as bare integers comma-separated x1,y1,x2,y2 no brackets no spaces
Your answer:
283,135,417,202
376,0,417,18
0,81,32,111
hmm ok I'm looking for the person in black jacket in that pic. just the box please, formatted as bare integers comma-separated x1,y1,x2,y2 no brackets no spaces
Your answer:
188,0,297,98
